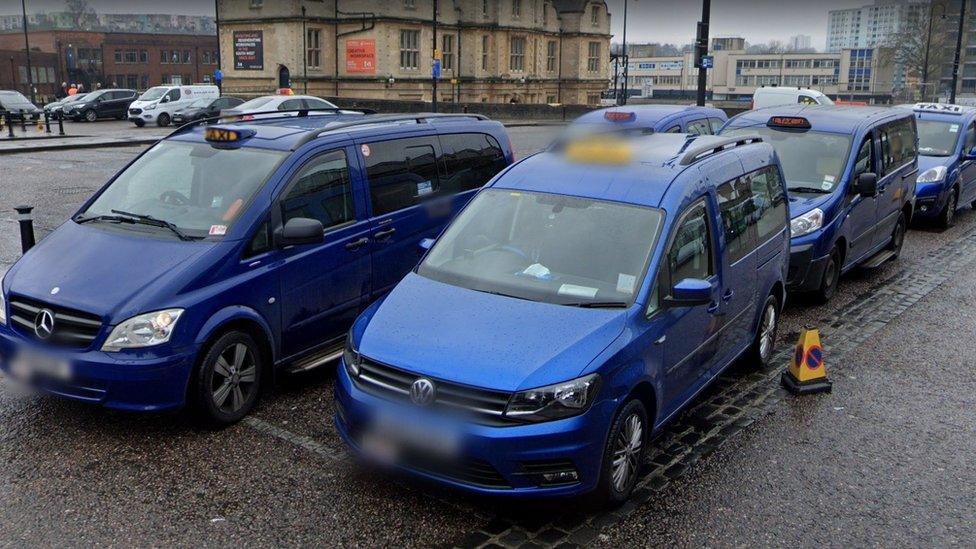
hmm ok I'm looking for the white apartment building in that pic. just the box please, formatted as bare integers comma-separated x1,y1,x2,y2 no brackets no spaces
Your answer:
826,0,927,52
790,34,813,51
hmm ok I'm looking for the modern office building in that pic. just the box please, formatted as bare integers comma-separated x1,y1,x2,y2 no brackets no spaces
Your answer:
216,0,612,105
790,34,813,51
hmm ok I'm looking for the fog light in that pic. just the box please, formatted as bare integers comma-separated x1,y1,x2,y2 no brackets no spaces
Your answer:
920,205,928,212
541,470,578,484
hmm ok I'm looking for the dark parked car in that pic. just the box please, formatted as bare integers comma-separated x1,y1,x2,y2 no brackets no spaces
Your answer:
171,96,245,125
0,90,41,121
64,89,138,122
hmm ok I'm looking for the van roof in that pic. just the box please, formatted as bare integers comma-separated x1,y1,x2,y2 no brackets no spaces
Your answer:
166,111,503,152
726,104,908,134
572,104,726,128
490,133,772,208
755,86,826,95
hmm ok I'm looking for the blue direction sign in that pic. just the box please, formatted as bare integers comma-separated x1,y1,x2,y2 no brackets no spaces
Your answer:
700,55,714,69
432,60,442,79
214,69,223,83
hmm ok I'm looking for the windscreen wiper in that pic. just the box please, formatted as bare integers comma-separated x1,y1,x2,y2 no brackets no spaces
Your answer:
788,186,831,194
110,209,197,241
561,301,629,308
75,213,136,225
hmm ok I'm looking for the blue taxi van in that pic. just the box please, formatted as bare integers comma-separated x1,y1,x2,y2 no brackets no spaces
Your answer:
0,110,514,425
568,104,728,136
722,106,918,302
897,103,976,227
336,133,789,504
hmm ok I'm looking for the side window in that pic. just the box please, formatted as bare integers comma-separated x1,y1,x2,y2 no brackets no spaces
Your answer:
897,118,917,166
966,122,976,153
749,167,788,243
665,125,681,133
853,136,874,178
364,137,441,216
879,127,893,174
280,150,355,230
708,118,725,134
716,177,756,263
667,202,714,289
686,119,711,135
797,94,818,105
279,98,303,110
246,220,272,257
439,133,508,194
166,89,180,102
304,98,332,110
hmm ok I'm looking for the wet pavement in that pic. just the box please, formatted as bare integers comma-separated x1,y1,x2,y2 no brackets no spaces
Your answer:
1,128,975,546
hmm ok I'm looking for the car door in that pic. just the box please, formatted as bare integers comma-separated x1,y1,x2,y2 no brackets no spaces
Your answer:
360,134,446,297
713,174,758,358
659,199,723,405
846,133,880,263
874,119,916,248
959,120,976,203
273,146,372,359
686,118,712,135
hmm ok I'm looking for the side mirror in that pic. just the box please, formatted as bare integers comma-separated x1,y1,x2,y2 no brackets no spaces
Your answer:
418,238,435,253
279,217,324,247
664,278,713,308
853,172,878,198
160,96,170,104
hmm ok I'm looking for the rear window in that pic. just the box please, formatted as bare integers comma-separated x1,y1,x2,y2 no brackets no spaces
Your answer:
364,137,441,216
439,133,508,194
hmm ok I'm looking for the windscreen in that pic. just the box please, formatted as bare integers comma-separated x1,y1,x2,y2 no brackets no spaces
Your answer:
916,119,963,157
723,126,852,193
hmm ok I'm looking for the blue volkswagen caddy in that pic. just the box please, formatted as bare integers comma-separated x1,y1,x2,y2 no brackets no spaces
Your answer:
336,133,789,503
568,104,728,137
0,110,513,425
722,106,917,302
897,102,976,228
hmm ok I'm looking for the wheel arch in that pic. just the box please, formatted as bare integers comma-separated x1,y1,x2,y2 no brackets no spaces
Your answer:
194,306,276,388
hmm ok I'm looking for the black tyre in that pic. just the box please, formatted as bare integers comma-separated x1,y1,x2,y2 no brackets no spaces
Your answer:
590,399,648,507
888,211,907,258
156,112,171,127
84,109,97,122
133,119,145,127
192,331,263,427
938,188,958,229
813,246,841,304
746,294,780,369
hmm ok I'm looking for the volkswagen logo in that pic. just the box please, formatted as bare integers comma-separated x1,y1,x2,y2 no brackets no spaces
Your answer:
409,378,436,406
34,309,55,340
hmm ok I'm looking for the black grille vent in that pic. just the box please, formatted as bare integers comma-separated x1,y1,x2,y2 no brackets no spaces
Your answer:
8,296,102,349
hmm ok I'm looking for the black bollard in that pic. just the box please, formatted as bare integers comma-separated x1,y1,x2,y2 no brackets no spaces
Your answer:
20,111,26,133
5,112,13,139
57,110,65,136
44,111,51,133
15,206,36,254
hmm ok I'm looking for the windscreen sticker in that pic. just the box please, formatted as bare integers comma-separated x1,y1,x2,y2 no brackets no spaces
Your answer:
521,263,552,279
209,224,227,236
617,273,637,294
824,175,836,183
950,124,960,133
558,284,599,298
417,180,433,196
211,196,223,208
821,180,832,190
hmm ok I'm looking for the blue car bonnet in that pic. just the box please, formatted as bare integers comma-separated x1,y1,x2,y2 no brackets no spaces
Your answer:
5,221,212,318
788,192,833,218
358,273,628,392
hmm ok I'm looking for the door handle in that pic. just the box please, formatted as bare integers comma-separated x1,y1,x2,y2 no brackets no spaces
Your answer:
654,335,667,345
706,301,720,314
373,227,396,240
722,289,734,302
344,237,369,251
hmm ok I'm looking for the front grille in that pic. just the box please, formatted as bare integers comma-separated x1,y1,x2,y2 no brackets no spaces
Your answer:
8,296,103,348
354,357,517,426
128,108,142,115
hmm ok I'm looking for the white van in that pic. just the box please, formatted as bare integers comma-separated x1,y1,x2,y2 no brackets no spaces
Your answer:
751,87,834,109
128,85,220,127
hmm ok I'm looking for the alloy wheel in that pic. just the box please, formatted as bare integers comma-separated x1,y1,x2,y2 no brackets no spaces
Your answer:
211,343,258,414
759,302,777,361
611,413,644,492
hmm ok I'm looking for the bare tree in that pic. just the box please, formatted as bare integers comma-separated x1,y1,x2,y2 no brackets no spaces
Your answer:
881,11,951,98
65,0,97,30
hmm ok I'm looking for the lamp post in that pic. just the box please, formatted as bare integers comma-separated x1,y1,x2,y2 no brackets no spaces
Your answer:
619,0,628,105
950,0,966,104
695,0,710,106
302,4,308,94
21,0,35,104
432,0,439,112
922,2,946,102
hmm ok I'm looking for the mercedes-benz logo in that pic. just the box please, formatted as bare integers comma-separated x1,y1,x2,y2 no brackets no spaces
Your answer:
34,309,55,340
409,378,436,406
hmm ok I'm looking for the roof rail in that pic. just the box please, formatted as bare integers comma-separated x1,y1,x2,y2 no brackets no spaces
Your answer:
292,112,490,148
677,135,764,166
166,107,378,138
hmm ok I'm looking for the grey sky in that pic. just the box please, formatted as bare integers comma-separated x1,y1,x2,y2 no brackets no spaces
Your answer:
607,0,866,51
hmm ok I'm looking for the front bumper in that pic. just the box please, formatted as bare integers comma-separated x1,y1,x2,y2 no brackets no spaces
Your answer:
787,242,831,292
0,324,197,412
334,361,615,497
913,183,950,219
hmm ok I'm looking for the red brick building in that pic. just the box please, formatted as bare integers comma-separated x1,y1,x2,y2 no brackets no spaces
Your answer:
0,48,59,102
0,30,218,98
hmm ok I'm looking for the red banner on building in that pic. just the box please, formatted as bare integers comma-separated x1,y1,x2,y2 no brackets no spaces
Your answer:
346,40,376,74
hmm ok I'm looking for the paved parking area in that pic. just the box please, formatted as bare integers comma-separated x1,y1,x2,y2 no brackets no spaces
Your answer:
1,127,975,545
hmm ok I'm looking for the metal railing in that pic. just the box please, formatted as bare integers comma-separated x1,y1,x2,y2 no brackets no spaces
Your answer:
0,109,65,139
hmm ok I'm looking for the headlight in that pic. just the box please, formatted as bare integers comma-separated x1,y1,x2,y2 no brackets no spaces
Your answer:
505,373,601,422
101,309,183,351
790,208,824,238
917,166,948,184
342,332,361,377
0,274,6,326
143,103,156,111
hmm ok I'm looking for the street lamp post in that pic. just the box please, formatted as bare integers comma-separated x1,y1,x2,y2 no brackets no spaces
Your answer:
619,0,628,106
922,2,946,102
695,0,711,106
950,0,967,104
432,0,439,112
21,0,35,104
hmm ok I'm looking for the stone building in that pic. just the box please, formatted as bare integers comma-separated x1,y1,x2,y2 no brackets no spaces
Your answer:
216,0,611,105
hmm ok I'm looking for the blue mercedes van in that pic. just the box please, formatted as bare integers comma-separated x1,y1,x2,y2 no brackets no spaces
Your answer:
336,133,789,504
897,102,976,228
722,106,917,302
0,110,513,425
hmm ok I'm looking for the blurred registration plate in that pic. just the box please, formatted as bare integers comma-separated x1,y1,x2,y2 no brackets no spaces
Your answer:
361,414,461,463
9,350,73,382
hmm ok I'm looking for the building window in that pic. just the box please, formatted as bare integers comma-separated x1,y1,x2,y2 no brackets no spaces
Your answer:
512,0,521,18
482,35,490,70
510,36,525,71
400,29,420,69
591,5,600,26
546,40,557,72
139,50,148,64
114,50,123,63
542,1,548,25
404,0,416,8
587,41,600,72
141,75,149,89
482,0,489,16
307,28,321,68
183,50,191,64
124,50,138,64
250,0,263,8
442,34,455,71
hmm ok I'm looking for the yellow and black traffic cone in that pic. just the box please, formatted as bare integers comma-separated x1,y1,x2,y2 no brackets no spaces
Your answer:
781,327,832,395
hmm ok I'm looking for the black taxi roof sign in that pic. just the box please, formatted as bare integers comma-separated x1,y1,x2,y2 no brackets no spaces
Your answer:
767,116,812,129
913,102,967,114
204,127,256,144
